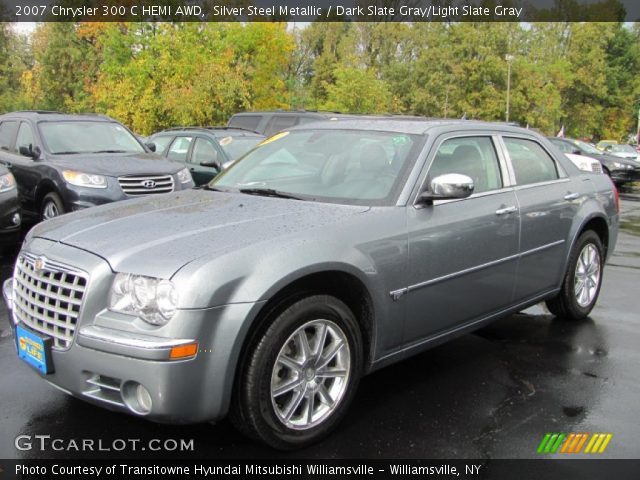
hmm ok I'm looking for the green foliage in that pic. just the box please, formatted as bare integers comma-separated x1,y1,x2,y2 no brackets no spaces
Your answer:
3,20,640,140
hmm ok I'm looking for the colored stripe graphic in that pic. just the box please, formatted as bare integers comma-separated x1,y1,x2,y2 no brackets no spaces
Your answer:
538,433,613,454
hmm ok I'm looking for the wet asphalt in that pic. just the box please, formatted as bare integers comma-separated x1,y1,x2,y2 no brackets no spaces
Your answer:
0,194,639,460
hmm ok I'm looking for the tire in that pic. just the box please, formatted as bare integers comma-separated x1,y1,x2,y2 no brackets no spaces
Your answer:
546,230,604,320
230,295,363,449
40,192,65,220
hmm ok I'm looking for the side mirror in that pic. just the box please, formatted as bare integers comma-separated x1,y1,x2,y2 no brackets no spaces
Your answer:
199,151,221,170
200,160,222,170
572,149,581,155
145,142,156,152
19,144,40,159
420,173,474,202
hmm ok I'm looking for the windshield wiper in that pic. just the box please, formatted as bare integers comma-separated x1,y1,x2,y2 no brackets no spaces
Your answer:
238,188,303,200
201,185,227,192
91,150,129,154
54,151,81,155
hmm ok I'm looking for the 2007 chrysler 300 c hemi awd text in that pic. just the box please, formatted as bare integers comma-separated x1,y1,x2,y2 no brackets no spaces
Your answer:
3,120,619,449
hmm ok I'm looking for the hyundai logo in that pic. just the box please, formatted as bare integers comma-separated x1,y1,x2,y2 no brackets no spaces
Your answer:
142,180,156,189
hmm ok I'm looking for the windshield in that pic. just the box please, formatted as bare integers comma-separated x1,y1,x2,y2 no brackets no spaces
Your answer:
218,136,263,161
212,129,423,206
609,144,636,154
573,139,601,155
39,121,145,154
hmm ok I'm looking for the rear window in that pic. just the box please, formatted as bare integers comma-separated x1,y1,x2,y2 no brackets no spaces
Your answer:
504,137,559,185
228,115,261,132
264,116,299,137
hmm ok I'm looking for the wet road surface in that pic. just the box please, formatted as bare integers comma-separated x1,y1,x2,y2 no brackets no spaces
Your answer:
0,195,639,460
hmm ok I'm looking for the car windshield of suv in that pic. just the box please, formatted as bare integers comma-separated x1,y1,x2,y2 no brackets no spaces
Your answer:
212,129,422,206
569,139,600,155
218,136,263,161
39,121,145,154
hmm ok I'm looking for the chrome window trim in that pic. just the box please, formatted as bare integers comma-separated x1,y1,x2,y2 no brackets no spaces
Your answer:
389,239,566,300
410,131,513,208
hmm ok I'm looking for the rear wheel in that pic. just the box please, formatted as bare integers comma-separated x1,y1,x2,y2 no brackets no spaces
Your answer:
546,230,604,320
231,295,363,449
40,192,65,220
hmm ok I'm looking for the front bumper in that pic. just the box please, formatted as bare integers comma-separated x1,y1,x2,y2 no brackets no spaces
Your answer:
0,189,21,233
3,239,260,424
609,168,640,185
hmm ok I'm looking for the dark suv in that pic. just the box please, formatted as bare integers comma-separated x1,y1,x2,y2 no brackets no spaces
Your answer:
548,137,640,186
149,127,264,185
0,111,194,221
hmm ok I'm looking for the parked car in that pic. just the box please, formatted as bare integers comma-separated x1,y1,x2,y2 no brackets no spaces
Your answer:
596,139,618,151
603,143,638,161
548,137,639,186
0,165,21,241
565,153,603,173
0,111,194,221
3,119,618,449
148,127,265,186
227,110,333,137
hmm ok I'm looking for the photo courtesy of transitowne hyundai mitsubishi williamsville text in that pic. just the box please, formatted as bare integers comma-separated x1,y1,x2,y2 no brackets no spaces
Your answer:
3,119,618,449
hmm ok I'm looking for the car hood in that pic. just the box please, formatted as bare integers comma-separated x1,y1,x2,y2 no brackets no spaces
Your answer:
47,152,185,176
30,189,368,278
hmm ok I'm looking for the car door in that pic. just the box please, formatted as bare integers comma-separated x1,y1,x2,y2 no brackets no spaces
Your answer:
188,137,222,186
0,120,40,211
404,134,520,343
500,135,579,301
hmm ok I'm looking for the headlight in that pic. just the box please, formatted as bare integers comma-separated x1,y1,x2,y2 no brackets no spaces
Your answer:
612,162,623,168
109,273,178,325
62,170,107,188
0,172,16,192
176,168,192,184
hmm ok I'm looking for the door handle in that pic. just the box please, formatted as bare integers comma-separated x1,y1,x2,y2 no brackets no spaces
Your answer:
564,192,580,201
495,206,518,215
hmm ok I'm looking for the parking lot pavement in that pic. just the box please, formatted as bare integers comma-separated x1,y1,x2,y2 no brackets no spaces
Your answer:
0,195,639,460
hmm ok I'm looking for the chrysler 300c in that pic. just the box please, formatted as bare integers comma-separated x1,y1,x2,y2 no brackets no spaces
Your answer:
3,120,618,449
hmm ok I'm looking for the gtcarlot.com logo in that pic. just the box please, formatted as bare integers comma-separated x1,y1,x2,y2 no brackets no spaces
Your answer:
537,432,613,454
15,435,195,452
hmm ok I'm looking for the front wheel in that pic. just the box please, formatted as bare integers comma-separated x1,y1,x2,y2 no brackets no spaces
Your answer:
40,192,65,220
231,295,363,449
546,230,604,320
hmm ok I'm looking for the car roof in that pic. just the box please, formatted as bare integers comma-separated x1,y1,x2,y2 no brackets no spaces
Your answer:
0,111,113,122
288,118,533,135
152,127,264,137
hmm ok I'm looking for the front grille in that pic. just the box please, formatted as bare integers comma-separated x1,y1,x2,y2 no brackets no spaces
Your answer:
591,162,603,174
12,253,88,350
118,175,174,195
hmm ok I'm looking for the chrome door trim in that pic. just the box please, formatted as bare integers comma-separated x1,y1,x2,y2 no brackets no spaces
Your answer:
389,239,565,299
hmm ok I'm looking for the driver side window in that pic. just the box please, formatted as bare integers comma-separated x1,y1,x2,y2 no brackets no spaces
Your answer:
14,122,35,157
429,137,503,194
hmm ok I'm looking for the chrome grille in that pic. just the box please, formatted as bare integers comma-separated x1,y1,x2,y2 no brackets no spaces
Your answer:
13,253,88,350
118,175,174,195
591,162,603,174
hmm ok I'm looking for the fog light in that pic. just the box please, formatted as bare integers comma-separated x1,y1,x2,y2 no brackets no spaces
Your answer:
122,381,152,415
12,213,20,226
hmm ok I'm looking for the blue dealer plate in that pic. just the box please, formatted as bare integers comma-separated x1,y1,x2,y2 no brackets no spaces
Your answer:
16,325,54,374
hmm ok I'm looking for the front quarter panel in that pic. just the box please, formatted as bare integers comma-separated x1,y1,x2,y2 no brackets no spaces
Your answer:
172,207,409,360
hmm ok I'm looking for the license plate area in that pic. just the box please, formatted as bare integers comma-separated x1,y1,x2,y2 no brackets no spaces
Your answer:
16,324,54,374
